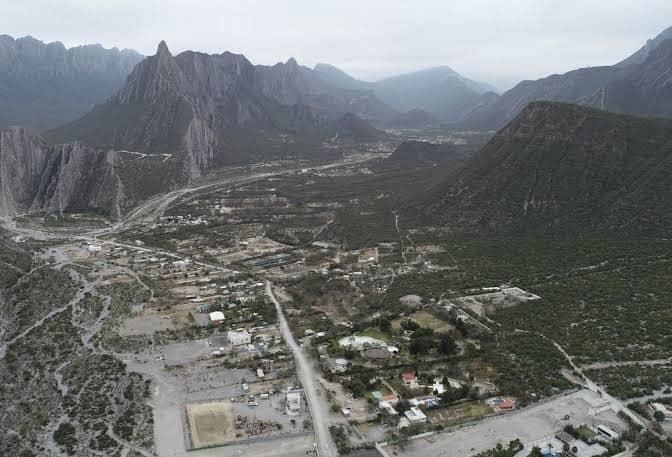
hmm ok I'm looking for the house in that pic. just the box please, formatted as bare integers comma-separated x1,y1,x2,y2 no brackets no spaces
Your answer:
338,335,386,350
485,396,517,410
596,425,619,440
650,402,672,421
498,397,517,410
362,348,391,360
378,400,399,416
286,391,302,416
382,394,399,406
404,407,427,424
555,431,575,445
409,395,439,408
87,244,102,254
401,372,419,389
256,368,265,379
209,311,225,325
195,303,209,313
228,330,252,346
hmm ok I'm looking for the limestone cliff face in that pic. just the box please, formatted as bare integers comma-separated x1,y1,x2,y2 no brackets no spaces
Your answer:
0,127,50,216
0,128,128,218
32,143,127,219
183,117,217,178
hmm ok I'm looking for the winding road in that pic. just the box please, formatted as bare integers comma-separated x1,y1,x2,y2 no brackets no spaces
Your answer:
266,281,337,457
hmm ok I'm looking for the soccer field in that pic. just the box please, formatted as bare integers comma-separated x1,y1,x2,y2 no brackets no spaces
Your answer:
186,401,235,449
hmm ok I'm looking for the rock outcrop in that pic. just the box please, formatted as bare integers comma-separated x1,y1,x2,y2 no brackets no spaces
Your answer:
0,127,128,218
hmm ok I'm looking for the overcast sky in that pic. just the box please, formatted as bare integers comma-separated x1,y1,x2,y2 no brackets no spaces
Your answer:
2,0,672,90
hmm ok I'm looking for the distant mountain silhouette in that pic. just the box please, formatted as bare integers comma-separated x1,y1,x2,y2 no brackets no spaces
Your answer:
0,35,142,130
314,64,495,122
461,27,672,129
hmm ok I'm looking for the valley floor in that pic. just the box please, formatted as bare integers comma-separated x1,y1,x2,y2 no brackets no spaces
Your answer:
3,153,672,457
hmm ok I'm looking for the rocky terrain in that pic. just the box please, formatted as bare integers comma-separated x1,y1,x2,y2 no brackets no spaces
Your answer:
0,35,142,130
0,127,176,218
0,244,154,457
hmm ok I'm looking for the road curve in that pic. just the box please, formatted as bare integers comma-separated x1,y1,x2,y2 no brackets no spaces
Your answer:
266,281,338,457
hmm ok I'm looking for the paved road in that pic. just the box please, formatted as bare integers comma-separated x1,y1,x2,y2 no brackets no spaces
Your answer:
266,281,337,457
119,153,382,230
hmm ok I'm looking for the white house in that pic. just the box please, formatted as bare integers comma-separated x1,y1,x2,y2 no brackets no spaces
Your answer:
378,400,399,416
286,391,302,416
209,311,225,324
228,330,251,346
404,407,427,424
87,244,102,254
338,335,386,351
650,402,672,420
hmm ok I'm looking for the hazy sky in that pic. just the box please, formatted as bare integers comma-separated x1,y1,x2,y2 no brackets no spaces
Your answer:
2,0,672,90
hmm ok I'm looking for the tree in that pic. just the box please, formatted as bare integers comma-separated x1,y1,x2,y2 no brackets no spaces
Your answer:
379,318,391,333
653,410,666,422
455,318,468,337
527,446,544,457
438,333,457,355
410,335,433,355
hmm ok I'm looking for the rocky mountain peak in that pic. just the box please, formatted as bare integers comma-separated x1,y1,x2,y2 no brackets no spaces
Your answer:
617,25,672,67
156,40,171,58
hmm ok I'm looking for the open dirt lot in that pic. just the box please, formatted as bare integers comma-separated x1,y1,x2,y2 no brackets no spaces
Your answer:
118,313,174,336
186,401,236,449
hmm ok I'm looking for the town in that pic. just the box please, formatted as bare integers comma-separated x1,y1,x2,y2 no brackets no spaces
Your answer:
6,147,670,457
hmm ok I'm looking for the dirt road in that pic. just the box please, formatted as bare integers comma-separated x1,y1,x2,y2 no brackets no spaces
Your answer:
266,281,337,457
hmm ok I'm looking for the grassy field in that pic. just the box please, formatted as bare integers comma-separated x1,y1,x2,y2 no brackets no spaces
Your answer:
356,328,390,342
427,400,493,427
403,311,453,333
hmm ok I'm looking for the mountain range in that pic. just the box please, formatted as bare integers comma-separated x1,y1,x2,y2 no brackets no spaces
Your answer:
46,41,389,180
0,35,143,130
314,63,496,123
417,101,672,234
3,26,672,226
461,26,672,130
